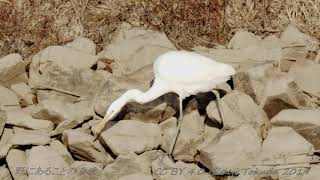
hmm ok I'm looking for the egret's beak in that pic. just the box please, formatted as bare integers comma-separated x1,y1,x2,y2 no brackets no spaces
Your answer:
93,112,112,141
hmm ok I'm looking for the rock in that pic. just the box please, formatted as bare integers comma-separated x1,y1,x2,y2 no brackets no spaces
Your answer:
257,127,314,166
160,117,177,154
234,63,315,118
0,86,20,111
288,63,320,98
299,165,320,180
0,128,14,160
151,155,215,180
124,102,176,123
228,30,261,49
65,37,96,55
118,173,153,180
173,110,205,162
103,152,150,179
6,110,54,131
98,23,176,76
270,109,320,149
62,129,113,165
10,83,36,106
26,145,70,180
139,150,165,168
198,124,220,150
6,149,27,180
0,165,12,180
100,120,161,155
0,108,6,136
69,161,104,180
36,89,79,103
49,140,74,165
0,53,28,88
199,124,262,173
10,128,50,146
206,90,268,135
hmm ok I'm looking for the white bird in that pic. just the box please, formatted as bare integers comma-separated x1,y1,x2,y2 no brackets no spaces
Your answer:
93,50,236,156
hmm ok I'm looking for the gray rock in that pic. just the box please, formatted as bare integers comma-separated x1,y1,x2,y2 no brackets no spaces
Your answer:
6,149,27,180
10,83,36,107
100,120,162,155
234,63,315,118
49,140,74,165
299,165,320,180
198,124,220,150
0,53,28,88
139,150,165,168
98,23,176,76
118,173,153,180
62,129,113,165
227,30,261,49
10,128,50,146
26,145,70,180
151,155,215,180
0,86,20,111
172,110,205,162
206,90,268,135
257,127,314,166
288,63,320,98
103,152,150,180
199,124,262,173
68,161,104,180
65,37,96,55
0,128,14,160
6,110,54,131
0,165,12,180
160,117,178,154
0,108,6,136
270,109,320,149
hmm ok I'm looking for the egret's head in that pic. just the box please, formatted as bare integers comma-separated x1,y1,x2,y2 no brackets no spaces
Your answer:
104,89,142,121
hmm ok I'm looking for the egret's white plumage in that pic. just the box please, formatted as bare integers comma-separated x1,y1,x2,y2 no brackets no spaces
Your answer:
94,50,236,155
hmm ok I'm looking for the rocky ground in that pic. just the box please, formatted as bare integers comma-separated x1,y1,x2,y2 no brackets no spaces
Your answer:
0,23,320,180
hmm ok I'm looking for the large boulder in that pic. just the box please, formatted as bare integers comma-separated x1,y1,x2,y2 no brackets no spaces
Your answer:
0,53,28,88
100,120,162,155
10,127,50,146
6,149,27,180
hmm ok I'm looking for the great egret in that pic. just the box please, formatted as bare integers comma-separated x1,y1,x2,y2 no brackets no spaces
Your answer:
93,50,236,156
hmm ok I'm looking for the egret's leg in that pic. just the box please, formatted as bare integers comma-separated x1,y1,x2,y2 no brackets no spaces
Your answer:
212,89,225,128
169,96,183,158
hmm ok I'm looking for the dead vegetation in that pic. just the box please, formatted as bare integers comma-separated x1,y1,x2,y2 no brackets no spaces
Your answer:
0,0,320,58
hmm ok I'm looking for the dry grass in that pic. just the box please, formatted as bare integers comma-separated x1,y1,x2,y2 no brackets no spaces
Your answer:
1,0,320,58
226,0,320,39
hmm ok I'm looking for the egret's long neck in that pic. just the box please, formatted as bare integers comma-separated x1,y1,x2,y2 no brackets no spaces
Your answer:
130,79,169,104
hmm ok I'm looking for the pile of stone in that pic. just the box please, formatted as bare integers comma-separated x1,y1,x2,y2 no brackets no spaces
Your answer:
1,23,320,180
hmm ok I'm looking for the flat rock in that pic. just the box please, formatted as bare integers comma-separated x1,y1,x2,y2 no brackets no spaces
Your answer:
6,149,27,180
0,108,6,136
198,124,220,150
10,128,50,146
0,53,28,88
6,110,54,131
118,173,153,180
0,128,14,160
98,23,176,76
10,83,36,106
139,150,165,168
68,161,104,180
62,129,113,165
257,127,314,166
160,117,178,154
206,90,268,135
172,110,205,161
100,120,162,155
270,109,320,149
49,140,74,165
0,165,12,180
64,37,96,55
199,124,262,173
103,152,150,179
228,30,261,49
26,145,70,180
151,155,215,180
0,86,20,111
234,63,315,118
288,63,320,98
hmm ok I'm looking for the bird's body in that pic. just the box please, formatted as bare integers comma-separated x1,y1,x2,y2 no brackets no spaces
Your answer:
93,50,236,156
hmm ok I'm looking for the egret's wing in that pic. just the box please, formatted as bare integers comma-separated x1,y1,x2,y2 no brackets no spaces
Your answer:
154,51,235,84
